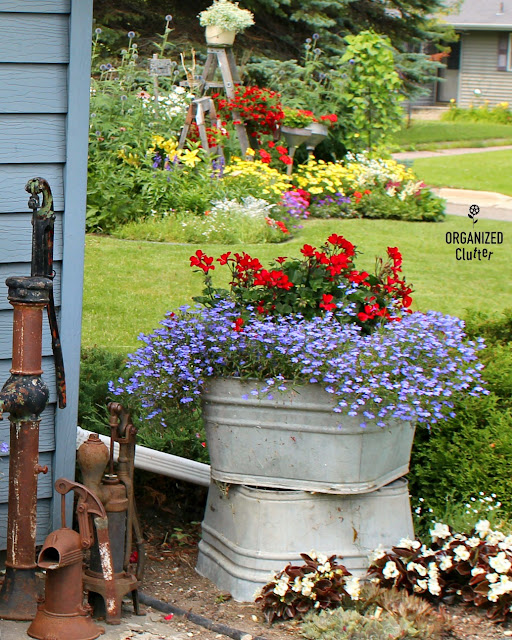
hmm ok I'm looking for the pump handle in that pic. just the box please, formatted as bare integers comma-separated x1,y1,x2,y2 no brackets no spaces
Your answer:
55,478,107,548
25,178,66,409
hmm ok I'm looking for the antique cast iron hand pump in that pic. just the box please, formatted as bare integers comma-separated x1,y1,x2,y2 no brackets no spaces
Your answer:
0,178,66,619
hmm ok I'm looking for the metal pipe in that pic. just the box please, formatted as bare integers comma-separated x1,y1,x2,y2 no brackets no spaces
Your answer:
0,178,65,620
76,427,211,487
0,279,51,620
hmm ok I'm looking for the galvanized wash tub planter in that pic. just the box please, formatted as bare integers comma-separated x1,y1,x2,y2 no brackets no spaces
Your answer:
196,479,414,602
202,378,416,494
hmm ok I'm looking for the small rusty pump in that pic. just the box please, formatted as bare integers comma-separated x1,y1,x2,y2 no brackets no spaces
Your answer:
0,178,66,620
77,403,145,624
28,478,118,640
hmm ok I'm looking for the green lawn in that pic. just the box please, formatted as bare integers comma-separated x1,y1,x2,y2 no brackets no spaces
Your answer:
413,149,512,196
393,120,512,150
83,216,512,352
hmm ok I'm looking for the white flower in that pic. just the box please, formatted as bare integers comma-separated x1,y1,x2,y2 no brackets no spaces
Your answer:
475,519,491,538
430,522,451,541
272,573,290,597
453,545,470,562
415,578,428,591
439,555,453,571
369,545,386,564
471,567,485,576
489,552,512,574
317,562,332,573
344,575,361,600
407,562,427,576
486,530,506,545
420,546,437,558
428,562,440,578
428,578,441,596
488,575,512,602
466,537,481,548
291,577,302,593
487,572,499,583
383,561,400,579
499,536,512,551
398,538,421,551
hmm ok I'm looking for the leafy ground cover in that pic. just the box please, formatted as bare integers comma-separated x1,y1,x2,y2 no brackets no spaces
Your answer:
413,149,512,196
83,216,511,351
393,120,512,151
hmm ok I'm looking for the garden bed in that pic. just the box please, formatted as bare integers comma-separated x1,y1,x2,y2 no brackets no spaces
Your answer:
138,489,512,640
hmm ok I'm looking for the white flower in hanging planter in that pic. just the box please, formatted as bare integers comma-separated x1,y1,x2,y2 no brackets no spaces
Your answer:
198,0,255,35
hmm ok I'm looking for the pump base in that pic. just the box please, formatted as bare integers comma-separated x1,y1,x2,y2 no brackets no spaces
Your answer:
27,607,104,640
0,566,41,620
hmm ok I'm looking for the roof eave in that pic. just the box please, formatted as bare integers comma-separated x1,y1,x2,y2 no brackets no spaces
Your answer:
452,23,512,30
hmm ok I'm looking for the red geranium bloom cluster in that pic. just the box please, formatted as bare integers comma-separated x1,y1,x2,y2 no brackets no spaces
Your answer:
190,235,414,332
320,113,338,124
187,123,227,149
213,86,284,137
257,140,293,167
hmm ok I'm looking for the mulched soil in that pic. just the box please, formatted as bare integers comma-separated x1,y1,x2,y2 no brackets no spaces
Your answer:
134,475,512,640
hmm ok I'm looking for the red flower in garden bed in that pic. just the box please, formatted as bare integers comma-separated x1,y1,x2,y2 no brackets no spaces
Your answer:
214,86,284,137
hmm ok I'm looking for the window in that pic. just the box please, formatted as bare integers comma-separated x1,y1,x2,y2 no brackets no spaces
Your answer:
498,33,511,71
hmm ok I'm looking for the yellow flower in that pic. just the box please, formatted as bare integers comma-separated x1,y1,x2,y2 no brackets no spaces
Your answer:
117,149,139,167
245,148,255,157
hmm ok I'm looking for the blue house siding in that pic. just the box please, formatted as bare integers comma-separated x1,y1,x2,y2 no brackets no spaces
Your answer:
0,0,92,546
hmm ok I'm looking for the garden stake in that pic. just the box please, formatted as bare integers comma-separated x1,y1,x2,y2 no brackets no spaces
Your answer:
0,178,66,620
78,403,145,623
28,478,111,640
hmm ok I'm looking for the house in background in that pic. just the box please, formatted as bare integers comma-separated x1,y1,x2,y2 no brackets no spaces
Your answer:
418,0,512,107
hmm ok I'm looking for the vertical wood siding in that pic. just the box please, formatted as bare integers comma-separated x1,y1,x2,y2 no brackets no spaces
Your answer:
0,0,92,546
459,32,512,106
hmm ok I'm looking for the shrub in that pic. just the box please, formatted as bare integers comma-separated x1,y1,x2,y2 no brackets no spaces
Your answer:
442,99,512,124
409,311,512,534
79,346,209,463
113,196,295,244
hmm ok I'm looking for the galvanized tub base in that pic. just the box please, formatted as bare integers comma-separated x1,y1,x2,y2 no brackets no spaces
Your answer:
196,479,414,602
203,378,416,494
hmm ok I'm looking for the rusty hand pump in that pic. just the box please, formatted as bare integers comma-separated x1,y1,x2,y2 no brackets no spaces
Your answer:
28,479,116,640
0,178,66,620
78,403,146,624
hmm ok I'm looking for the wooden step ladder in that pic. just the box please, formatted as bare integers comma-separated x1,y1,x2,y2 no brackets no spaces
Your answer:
200,45,250,155
178,96,224,159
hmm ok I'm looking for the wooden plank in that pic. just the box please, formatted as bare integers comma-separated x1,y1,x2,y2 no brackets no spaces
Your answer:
0,164,64,213
0,64,67,113
0,405,56,453
0,14,69,64
0,263,61,310
0,1,70,12
0,213,63,263
0,356,57,404
0,115,66,163
0,307,61,359
54,0,93,528
0,452,53,501
0,499,51,548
